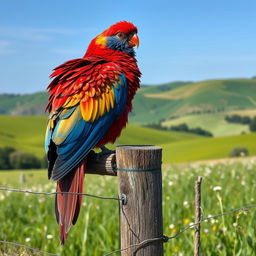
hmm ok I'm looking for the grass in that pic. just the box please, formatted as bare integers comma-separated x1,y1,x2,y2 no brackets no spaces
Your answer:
162,113,249,137
1,115,256,164
0,162,256,255
160,132,256,163
0,115,200,160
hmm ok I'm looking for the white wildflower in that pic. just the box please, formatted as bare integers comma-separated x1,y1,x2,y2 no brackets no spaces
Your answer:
213,186,222,191
169,224,175,229
25,237,31,242
46,234,53,239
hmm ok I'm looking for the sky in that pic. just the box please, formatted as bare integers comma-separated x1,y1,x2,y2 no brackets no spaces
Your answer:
0,0,256,93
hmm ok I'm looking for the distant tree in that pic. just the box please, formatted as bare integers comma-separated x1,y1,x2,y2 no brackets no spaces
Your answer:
229,147,249,157
9,151,41,169
0,147,16,169
249,117,256,132
41,154,48,168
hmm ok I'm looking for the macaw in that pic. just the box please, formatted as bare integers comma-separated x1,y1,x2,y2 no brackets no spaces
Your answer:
45,21,141,244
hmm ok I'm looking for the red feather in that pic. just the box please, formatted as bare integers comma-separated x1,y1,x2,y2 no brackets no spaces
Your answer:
56,160,85,244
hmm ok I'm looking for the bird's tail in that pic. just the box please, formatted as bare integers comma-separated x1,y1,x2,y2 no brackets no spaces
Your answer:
55,160,85,244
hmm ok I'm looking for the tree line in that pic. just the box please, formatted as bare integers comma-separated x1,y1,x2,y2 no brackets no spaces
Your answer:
144,122,213,137
225,115,256,131
0,147,47,170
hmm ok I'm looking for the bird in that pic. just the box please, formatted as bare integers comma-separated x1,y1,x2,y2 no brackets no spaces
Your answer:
45,21,141,244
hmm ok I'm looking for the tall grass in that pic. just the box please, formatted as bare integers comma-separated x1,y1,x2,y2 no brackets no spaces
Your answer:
0,161,256,255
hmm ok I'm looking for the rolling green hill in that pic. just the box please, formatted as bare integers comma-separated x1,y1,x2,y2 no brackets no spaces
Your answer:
1,78,256,125
161,132,256,163
162,113,250,137
0,115,255,164
0,115,200,159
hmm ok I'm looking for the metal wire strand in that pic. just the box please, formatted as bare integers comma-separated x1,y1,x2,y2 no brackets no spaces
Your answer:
103,204,256,255
0,187,121,201
0,240,62,256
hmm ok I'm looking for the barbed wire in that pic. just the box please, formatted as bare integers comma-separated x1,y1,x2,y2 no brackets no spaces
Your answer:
103,204,256,255
0,187,121,201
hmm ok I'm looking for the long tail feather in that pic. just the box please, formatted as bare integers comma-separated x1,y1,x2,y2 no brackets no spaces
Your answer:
55,160,85,244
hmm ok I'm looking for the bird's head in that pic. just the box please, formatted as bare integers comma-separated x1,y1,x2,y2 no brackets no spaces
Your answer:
85,21,139,57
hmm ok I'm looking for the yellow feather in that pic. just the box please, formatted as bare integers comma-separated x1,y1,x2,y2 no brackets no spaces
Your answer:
86,98,94,122
80,101,88,121
53,107,81,145
95,35,107,47
105,93,110,112
109,88,114,109
91,98,98,121
100,93,106,116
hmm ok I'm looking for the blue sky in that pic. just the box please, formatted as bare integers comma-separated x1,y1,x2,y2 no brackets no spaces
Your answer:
0,0,256,93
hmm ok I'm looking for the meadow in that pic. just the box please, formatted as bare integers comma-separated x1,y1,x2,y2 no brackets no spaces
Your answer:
0,161,256,255
1,115,256,164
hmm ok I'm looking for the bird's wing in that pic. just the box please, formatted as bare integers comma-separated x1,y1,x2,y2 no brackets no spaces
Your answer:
45,58,128,180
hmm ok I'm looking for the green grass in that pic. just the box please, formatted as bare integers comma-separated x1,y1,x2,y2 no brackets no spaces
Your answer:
0,115,200,160
0,115,47,157
162,113,249,137
1,115,256,164
1,162,256,255
161,132,256,163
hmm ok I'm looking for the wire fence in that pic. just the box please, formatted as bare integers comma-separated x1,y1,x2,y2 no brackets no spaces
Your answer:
1,186,256,256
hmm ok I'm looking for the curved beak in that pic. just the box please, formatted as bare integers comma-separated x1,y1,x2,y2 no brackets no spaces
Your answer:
128,33,139,48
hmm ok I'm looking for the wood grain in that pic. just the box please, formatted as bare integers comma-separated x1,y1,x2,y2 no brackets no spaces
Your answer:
85,151,116,176
116,145,163,256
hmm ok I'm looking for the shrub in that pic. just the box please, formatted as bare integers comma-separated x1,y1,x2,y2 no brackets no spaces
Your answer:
249,117,256,132
9,151,41,169
0,147,15,169
229,147,249,157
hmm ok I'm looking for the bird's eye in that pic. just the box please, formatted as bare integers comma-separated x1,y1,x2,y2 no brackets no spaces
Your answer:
116,32,126,39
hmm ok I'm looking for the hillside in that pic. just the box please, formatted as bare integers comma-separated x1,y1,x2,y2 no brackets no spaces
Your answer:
0,115,200,159
162,112,250,137
0,115,255,164
1,78,256,124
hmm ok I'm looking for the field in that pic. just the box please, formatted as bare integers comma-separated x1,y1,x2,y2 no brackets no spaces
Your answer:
1,161,256,255
1,115,256,165
162,113,249,137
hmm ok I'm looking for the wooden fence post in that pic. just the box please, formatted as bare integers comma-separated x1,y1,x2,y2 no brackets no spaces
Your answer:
116,145,163,256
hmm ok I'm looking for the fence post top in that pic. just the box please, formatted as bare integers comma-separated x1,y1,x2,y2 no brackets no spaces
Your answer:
116,145,162,151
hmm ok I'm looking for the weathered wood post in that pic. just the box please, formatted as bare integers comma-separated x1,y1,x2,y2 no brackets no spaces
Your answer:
116,145,163,256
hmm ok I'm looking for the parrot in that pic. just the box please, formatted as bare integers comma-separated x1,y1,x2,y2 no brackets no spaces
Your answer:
45,21,141,244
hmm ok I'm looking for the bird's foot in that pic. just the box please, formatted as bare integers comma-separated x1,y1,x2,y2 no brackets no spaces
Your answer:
99,146,115,155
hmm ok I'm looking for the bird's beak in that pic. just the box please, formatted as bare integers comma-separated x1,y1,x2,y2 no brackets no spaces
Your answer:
128,33,139,48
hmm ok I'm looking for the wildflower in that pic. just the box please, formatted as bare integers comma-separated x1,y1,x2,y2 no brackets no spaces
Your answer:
204,229,209,233
169,224,175,229
172,228,177,233
0,194,5,201
168,181,174,186
212,225,217,231
46,234,53,239
189,222,194,227
183,201,189,208
216,244,222,249
213,186,222,191
25,237,31,242
233,223,238,227
184,218,190,225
